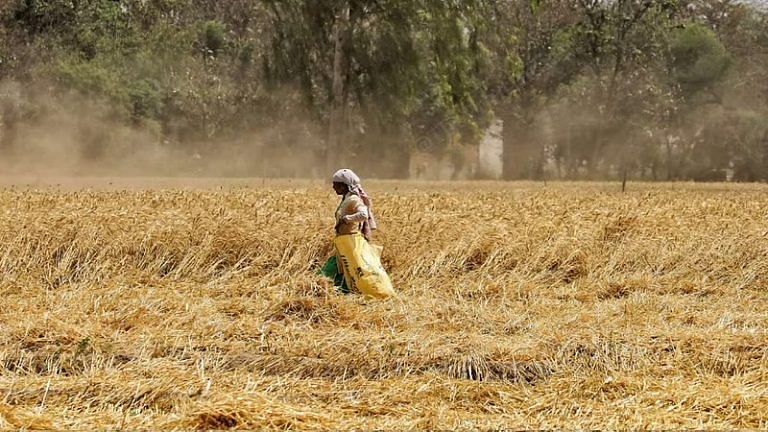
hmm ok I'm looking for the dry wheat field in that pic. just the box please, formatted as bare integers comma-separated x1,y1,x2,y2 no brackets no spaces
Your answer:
1,179,767,429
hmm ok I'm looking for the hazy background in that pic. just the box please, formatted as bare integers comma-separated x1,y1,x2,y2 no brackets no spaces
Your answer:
1,0,767,181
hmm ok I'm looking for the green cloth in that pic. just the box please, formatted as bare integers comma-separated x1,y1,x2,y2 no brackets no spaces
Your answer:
319,255,350,294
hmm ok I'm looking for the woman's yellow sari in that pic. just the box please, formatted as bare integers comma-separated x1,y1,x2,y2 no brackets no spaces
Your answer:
333,233,395,299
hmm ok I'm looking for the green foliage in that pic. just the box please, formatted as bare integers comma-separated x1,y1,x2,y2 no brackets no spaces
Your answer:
199,21,227,58
127,78,163,121
55,59,125,102
11,0,76,35
261,0,492,158
670,23,731,96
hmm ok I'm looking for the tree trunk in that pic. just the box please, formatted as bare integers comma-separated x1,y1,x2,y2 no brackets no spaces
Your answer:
326,3,350,174
0,102,18,158
621,165,628,192
666,136,673,181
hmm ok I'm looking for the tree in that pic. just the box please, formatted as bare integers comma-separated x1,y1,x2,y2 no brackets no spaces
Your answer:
564,0,676,182
664,23,732,179
482,0,582,179
263,0,493,177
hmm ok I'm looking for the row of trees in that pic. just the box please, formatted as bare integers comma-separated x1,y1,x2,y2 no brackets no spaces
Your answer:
496,0,768,182
0,0,767,180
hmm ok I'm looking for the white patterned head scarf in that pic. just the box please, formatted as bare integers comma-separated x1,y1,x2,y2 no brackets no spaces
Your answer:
332,168,377,237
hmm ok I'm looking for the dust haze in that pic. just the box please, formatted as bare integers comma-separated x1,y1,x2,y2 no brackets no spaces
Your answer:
0,79,329,180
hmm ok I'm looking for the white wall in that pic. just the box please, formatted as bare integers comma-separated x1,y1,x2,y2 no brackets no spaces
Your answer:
479,119,503,179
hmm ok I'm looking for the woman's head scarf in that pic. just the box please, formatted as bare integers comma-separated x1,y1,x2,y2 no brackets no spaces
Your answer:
332,168,377,238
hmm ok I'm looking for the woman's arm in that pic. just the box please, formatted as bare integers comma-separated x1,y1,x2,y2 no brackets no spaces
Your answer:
342,196,369,223
342,207,368,223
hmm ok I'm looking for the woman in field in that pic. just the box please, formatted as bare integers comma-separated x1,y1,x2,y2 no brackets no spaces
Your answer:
320,169,395,299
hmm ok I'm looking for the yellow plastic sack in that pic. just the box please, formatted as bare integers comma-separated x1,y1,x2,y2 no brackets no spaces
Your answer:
334,234,395,299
